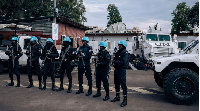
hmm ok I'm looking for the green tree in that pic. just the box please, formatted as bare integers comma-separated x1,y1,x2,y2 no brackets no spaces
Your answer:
107,4,122,27
22,0,53,18
0,0,24,21
171,2,190,34
0,0,87,23
188,1,199,28
58,0,87,23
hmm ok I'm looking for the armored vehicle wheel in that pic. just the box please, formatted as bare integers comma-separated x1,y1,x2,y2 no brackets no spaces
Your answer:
154,72,163,88
163,68,199,105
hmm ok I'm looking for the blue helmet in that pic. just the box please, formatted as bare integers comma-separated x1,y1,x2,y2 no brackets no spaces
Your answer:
82,37,89,42
46,38,54,43
118,40,127,47
11,37,19,42
63,37,71,42
99,41,107,48
30,36,38,42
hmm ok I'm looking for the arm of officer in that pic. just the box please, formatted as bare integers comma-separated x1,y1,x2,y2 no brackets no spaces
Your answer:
83,46,93,60
114,52,128,67
40,46,46,60
49,46,59,58
17,45,23,58
5,45,11,55
69,48,76,60
33,45,41,61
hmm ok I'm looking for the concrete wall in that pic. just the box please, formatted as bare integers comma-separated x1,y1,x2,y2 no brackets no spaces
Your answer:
88,35,132,48
177,35,198,45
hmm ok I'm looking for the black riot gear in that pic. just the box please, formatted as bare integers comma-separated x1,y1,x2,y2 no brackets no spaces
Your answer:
93,49,111,101
26,43,42,89
76,44,93,96
40,43,59,91
5,43,23,87
56,44,76,92
111,47,129,107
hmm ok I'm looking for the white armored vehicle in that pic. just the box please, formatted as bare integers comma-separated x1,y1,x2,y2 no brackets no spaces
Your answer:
130,26,179,70
153,37,199,105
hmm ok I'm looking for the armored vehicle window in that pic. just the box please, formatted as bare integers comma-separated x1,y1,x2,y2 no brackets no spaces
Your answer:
146,34,158,41
158,35,170,41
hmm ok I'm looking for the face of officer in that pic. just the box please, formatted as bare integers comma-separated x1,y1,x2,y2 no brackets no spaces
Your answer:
46,42,52,47
11,40,17,46
100,46,105,51
30,41,36,46
82,40,87,45
63,41,69,47
118,44,123,50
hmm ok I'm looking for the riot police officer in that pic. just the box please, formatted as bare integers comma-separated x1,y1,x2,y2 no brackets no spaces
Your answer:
40,38,59,91
76,37,93,96
26,36,42,89
93,41,111,101
5,37,23,87
111,40,129,107
56,37,76,93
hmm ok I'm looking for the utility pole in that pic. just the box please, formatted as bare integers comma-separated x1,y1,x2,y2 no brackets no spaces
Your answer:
53,0,57,45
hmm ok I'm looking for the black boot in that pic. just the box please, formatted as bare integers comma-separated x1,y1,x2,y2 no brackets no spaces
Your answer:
76,86,84,94
93,89,101,97
67,87,72,93
6,80,14,86
103,91,110,101
41,81,46,90
39,80,42,89
120,95,127,107
111,93,120,102
52,82,55,91
86,88,92,96
56,84,64,91
41,82,46,90
26,82,33,88
66,83,72,93
16,77,20,87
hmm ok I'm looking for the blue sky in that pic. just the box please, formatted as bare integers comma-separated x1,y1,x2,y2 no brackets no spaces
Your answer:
83,0,198,33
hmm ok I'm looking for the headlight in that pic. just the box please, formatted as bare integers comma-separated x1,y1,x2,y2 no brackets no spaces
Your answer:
150,52,154,58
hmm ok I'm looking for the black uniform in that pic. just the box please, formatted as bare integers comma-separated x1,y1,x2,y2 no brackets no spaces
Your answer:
76,44,93,96
26,43,42,88
5,43,23,87
111,48,129,106
93,49,111,100
40,43,59,90
57,44,75,92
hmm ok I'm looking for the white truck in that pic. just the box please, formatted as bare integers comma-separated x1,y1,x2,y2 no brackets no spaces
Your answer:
153,37,199,105
0,36,46,73
130,28,179,70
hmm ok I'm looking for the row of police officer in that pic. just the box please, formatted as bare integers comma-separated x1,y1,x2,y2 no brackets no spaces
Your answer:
5,36,128,107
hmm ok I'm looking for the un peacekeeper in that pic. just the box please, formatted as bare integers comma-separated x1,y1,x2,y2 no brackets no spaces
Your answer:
111,40,129,107
76,37,93,96
25,36,42,89
5,37,23,87
56,37,76,93
93,41,111,101
40,38,59,91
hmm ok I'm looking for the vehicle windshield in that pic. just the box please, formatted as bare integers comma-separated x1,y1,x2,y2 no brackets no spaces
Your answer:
146,34,158,41
158,35,170,41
